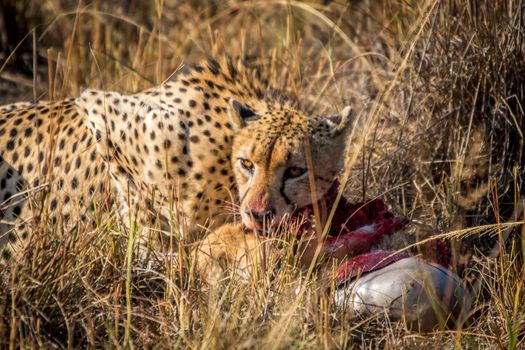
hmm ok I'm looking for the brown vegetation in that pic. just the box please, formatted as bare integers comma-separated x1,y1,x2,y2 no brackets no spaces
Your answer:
0,0,524,348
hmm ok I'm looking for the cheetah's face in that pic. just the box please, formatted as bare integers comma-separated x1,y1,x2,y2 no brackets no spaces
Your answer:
229,101,353,231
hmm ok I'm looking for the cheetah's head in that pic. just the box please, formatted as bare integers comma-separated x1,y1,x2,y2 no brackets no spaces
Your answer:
229,101,353,231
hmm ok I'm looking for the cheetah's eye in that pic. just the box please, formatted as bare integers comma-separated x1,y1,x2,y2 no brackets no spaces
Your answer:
284,166,307,179
239,158,254,172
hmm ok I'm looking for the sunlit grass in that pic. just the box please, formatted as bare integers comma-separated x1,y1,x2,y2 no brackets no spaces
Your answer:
0,0,524,348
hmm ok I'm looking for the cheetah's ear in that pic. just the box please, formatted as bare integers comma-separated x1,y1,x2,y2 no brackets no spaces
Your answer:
326,105,353,136
227,99,260,129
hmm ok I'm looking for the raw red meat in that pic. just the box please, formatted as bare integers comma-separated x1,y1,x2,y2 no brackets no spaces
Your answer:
291,181,450,286
293,181,409,257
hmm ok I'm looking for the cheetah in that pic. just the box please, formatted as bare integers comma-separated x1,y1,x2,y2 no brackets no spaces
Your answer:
0,57,352,263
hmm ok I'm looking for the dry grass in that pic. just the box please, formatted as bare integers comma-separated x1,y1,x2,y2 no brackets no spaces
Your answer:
0,0,524,348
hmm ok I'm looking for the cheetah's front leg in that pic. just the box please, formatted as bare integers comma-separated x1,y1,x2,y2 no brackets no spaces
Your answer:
195,223,265,285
